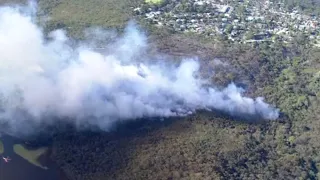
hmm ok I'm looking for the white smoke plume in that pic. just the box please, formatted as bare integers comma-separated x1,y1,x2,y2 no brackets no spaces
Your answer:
0,4,279,135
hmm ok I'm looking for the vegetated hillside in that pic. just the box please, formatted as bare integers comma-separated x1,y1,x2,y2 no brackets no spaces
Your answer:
0,0,142,38
1,0,320,180
0,0,25,5
50,36,320,180
37,0,143,38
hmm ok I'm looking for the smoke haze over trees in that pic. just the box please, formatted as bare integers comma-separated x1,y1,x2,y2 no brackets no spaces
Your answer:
0,3,278,136
0,0,320,180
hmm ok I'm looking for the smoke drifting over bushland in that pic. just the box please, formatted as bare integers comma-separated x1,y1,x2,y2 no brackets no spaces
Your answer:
0,4,279,135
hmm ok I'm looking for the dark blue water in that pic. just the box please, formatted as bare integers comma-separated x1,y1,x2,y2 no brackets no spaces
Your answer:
0,135,68,180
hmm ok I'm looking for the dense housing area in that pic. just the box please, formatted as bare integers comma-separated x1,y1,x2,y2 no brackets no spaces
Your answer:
136,0,320,45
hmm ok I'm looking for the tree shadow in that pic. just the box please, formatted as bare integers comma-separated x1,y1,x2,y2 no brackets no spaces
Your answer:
4,108,285,180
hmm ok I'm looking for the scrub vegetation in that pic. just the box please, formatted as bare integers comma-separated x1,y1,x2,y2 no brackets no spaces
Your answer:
0,0,319,180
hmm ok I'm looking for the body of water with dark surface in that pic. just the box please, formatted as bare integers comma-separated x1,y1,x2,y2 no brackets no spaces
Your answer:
0,135,68,180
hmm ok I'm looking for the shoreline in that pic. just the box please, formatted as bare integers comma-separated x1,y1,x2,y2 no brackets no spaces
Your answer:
0,134,69,180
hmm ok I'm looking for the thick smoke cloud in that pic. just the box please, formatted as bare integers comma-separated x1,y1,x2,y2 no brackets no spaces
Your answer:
0,4,279,135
